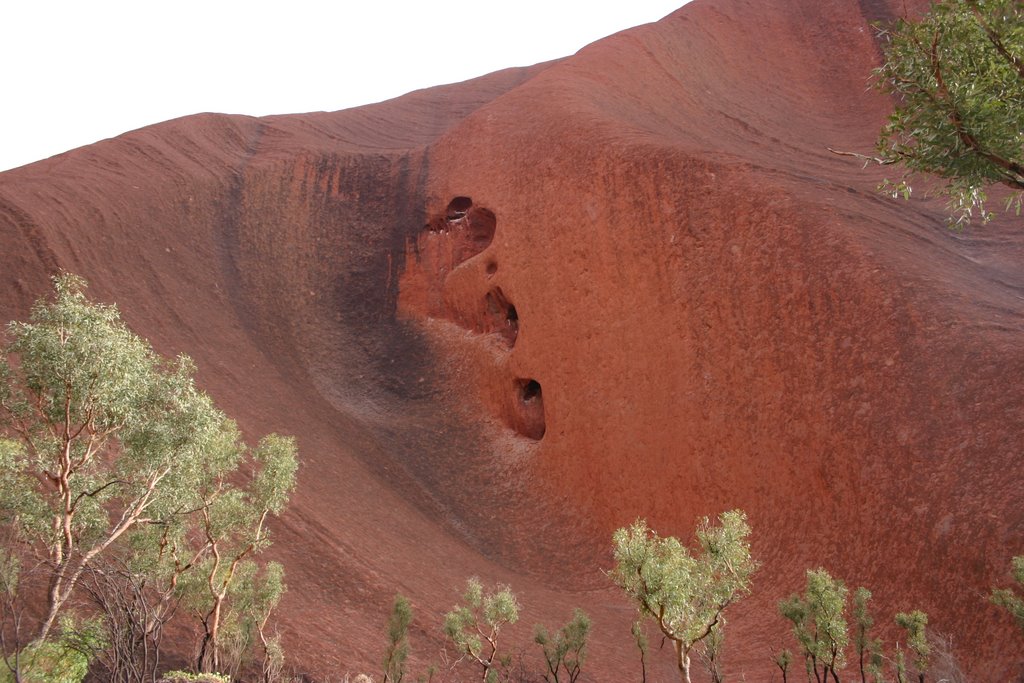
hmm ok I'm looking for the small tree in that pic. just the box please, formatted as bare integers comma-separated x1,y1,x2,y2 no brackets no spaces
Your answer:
382,594,412,683
443,578,519,683
991,555,1024,633
871,0,1024,225
0,614,105,683
863,632,885,683
895,611,929,683
630,620,648,683
0,546,25,680
894,645,908,683
0,274,297,680
215,561,286,682
698,617,725,683
852,587,880,683
779,569,849,683
0,275,297,648
188,434,297,674
534,608,590,683
773,649,792,683
610,510,757,683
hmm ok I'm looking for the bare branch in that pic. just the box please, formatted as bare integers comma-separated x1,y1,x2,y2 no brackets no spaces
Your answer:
827,147,898,165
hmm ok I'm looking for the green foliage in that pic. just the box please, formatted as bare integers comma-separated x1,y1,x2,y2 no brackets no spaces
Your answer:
630,619,647,656
0,547,17,603
383,594,413,683
178,429,296,672
1,616,105,683
262,634,285,683
611,510,757,682
895,647,908,683
854,586,885,683
0,545,23,679
181,558,290,675
443,578,519,683
158,671,231,683
0,274,296,676
895,610,930,681
873,0,1024,225
229,561,286,637
779,568,849,681
0,642,88,683
0,274,288,640
853,587,873,653
699,617,726,683
864,640,886,683
773,648,792,678
534,608,590,683
250,435,299,518
0,439,46,535
991,555,1024,633
631,620,648,683
221,561,286,678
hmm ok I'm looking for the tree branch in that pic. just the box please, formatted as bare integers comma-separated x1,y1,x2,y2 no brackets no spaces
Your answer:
929,29,1024,188
70,478,129,512
827,148,899,165
968,2,1024,81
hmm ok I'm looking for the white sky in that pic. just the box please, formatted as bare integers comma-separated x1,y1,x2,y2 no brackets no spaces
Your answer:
1,1,687,172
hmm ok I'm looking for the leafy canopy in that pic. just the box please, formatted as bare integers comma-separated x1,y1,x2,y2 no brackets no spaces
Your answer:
991,555,1024,633
853,586,885,681
382,594,412,683
443,578,519,683
534,608,590,683
895,609,930,678
610,510,756,682
611,511,756,647
1,275,246,549
0,273,297,651
873,0,1024,225
778,568,849,679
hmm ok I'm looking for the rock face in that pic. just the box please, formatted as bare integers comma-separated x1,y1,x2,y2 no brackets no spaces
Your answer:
2,0,1023,679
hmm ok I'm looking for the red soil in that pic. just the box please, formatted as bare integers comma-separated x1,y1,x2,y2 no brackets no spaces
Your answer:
2,0,1023,680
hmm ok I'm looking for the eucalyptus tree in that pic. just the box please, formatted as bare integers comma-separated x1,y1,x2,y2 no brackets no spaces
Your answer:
382,594,412,683
443,578,519,683
534,608,590,683
991,555,1024,633
184,433,296,674
871,0,1024,225
198,560,287,681
0,273,297,674
779,569,849,683
630,620,649,683
853,587,884,683
610,510,757,683
895,611,930,683
773,649,792,683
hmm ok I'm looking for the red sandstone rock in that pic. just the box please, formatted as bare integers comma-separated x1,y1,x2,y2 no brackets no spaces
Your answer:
2,0,1023,680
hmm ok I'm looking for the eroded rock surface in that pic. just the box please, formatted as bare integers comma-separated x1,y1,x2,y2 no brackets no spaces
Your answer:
2,0,1023,679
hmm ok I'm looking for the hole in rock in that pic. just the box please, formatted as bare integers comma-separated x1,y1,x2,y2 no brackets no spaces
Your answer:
485,261,498,276
446,196,473,218
466,207,496,249
483,288,518,347
511,378,546,440
416,198,497,271
521,379,541,402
